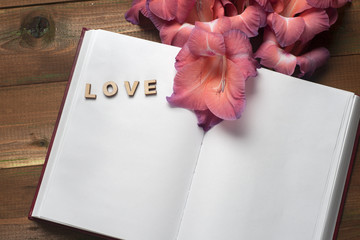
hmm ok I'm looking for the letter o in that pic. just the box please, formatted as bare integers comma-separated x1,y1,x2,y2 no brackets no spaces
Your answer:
103,81,118,97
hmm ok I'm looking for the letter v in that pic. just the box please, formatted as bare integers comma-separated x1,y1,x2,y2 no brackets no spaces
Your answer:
124,81,139,96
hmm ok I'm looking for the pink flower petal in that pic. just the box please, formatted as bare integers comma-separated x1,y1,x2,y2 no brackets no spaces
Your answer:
204,58,246,120
269,0,285,13
195,17,232,33
176,0,197,23
280,0,312,17
232,0,246,13
125,0,147,25
299,8,329,44
148,0,176,21
326,8,338,26
167,57,209,110
187,27,226,56
223,29,259,78
228,5,264,37
224,30,252,56
172,24,195,47
195,109,223,131
148,0,196,23
256,3,268,27
262,26,278,43
221,0,238,16
269,12,305,47
145,6,167,30
255,30,297,75
254,0,274,12
159,22,194,46
296,47,330,77
175,44,198,70
186,0,217,22
159,22,183,44
213,0,225,18
306,0,351,8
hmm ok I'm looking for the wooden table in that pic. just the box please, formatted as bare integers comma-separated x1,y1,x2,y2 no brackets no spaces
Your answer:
0,1,359,239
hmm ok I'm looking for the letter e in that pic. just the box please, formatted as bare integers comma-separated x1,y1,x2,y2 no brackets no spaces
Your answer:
144,80,157,96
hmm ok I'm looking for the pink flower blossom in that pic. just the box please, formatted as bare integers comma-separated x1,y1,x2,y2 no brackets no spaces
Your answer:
166,22,257,130
255,28,330,77
125,0,350,130
264,0,329,47
254,0,350,77
125,0,266,47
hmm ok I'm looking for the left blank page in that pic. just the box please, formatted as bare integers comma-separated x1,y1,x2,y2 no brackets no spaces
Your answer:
31,30,204,240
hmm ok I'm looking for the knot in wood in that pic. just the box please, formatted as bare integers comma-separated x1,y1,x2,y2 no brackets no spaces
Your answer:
25,16,50,38
30,137,49,148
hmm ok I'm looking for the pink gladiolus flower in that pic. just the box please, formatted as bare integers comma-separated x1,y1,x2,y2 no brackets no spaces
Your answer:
255,28,330,77
125,0,147,25
125,0,266,47
167,23,257,131
264,1,330,47
125,0,350,130
254,0,349,77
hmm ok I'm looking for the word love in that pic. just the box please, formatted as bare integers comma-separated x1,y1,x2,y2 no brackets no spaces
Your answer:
85,80,157,99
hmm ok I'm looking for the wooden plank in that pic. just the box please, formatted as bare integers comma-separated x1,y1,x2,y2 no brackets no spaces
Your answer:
0,0,359,88
0,0,77,9
0,166,42,219
0,82,66,169
311,55,360,93
0,0,159,87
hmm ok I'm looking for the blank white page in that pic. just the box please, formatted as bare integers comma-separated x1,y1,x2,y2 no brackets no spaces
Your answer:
31,30,204,240
177,68,356,240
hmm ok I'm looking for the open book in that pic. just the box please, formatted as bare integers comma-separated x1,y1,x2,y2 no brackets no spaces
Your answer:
29,29,360,240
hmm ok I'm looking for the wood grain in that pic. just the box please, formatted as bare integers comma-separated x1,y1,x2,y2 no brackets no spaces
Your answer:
0,0,78,9
0,82,66,169
0,0,159,87
311,55,360,93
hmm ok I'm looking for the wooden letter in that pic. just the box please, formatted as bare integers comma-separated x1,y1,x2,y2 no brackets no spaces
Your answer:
124,81,139,97
144,79,157,95
103,81,118,97
85,83,97,99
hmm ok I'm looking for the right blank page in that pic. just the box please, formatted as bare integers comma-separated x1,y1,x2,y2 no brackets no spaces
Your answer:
177,69,356,240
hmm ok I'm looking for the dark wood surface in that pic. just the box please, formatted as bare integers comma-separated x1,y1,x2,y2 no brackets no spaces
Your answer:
0,1,359,239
